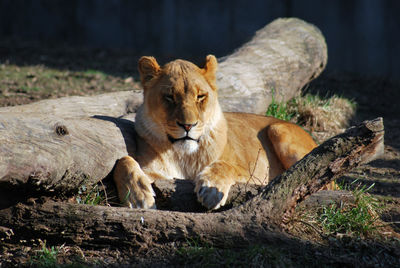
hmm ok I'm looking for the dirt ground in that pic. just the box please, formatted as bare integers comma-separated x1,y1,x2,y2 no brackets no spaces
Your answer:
291,73,400,263
307,72,400,205
0,42,399,266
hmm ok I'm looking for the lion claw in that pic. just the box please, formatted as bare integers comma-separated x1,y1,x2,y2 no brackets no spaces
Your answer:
124,182,157,209
195,179,230,210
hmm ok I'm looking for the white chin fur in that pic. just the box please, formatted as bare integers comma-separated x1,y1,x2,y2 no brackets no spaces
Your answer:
173,140,199,154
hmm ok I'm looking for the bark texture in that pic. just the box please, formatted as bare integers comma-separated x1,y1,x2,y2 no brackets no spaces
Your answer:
0,118,384,249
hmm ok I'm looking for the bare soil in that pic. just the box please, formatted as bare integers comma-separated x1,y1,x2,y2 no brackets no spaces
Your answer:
0,43,399,266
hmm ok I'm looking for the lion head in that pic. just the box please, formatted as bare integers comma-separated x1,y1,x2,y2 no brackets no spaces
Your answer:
134,55,226,155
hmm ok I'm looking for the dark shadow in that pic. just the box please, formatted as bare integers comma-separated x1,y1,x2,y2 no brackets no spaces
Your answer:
0,40,135,77
369,158,400,171
337,176,400,198
381,209,400,233
153,179,207,212
0,182,40,209
0,40,205,78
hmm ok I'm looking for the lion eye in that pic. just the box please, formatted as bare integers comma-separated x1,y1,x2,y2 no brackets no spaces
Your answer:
164,95,174,103
197,94,206,102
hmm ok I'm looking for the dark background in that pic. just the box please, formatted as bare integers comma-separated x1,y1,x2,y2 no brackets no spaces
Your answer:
0,0,399,79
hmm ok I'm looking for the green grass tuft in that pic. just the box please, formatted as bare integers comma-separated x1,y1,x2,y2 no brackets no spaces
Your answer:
319,180,381,237
76,184,107,206
265,89,294,121
30,241,60,268
30,241,90,267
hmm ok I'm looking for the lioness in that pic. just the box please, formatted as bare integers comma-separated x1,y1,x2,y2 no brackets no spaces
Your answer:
114,55,317,210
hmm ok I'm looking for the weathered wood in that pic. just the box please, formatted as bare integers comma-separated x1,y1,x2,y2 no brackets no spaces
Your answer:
0,118,384,249
217,17,327,114
0,113,136,208
0,91,143,118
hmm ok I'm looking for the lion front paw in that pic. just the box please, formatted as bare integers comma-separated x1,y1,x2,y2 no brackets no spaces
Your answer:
124,176,156,209
194,176,232,210
114,156,156,209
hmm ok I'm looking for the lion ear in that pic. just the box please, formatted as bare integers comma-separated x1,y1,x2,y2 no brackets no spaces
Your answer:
202,55,218,89
138,56,161,86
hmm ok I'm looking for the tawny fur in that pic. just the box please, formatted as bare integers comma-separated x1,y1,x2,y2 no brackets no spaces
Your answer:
114,55,317,210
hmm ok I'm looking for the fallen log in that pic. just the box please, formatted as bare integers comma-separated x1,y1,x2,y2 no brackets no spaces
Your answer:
0,118,384,249
0,91,143,118
0,113,136,208
217,17,327,114
0,17,327,117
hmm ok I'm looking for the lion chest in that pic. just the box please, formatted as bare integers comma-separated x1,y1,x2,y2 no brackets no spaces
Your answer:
136,147,206,181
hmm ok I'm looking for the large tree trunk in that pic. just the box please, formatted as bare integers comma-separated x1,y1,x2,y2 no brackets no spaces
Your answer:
0,113,136,208
0,18,327,204
217,17,327,114
0,118,384,248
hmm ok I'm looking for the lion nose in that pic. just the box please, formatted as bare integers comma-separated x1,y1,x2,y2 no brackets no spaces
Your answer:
177,121,198,132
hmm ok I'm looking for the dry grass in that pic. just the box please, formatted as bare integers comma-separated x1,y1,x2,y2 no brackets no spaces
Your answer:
288,93,356,142
0,63,141,107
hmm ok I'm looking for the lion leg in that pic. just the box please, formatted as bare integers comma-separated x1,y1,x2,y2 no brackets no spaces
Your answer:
267,122,337,190
113,156,156,209
194,160,246,210
267,122,317,169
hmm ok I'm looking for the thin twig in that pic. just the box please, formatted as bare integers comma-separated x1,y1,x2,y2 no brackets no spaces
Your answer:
99,179,109,207
290,218,329,239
